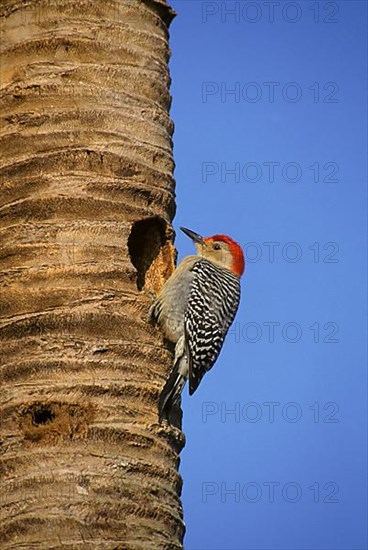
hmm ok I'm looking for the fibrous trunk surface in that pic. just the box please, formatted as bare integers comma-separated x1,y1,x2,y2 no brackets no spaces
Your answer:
0,1,184,548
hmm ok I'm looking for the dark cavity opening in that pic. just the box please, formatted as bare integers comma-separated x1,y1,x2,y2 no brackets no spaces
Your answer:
128,217,167,290
32,404,55,426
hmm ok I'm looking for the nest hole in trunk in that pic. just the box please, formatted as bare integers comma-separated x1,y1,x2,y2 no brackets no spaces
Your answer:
128,217,169,291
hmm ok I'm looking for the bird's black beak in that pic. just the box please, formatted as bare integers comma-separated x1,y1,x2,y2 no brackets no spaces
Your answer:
180,227,205,246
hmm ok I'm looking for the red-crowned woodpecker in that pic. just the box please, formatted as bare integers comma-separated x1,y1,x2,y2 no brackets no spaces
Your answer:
150,227,245,423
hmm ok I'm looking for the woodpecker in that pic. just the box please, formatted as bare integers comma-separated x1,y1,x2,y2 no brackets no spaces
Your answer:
150,227,245,423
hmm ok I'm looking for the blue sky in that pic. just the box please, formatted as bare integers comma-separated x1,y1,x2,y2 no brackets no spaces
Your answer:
168,1,367,549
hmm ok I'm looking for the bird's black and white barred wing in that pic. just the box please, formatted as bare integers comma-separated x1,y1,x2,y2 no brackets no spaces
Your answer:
184,259,241,395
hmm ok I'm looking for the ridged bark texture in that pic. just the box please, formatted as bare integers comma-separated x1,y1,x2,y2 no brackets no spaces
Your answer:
0,1,184,548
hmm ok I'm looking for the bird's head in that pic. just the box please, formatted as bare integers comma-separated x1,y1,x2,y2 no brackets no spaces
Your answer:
180,227,245,277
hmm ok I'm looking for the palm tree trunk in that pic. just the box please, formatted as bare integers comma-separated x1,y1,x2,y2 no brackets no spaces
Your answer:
0,1,184,548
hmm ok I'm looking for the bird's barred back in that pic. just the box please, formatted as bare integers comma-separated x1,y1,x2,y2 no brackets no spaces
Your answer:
185,259,241,395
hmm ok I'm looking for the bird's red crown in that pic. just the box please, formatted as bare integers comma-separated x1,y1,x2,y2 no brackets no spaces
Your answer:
204,234,245,277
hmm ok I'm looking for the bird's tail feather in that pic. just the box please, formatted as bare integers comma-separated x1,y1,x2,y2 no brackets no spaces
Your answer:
158,363,186,424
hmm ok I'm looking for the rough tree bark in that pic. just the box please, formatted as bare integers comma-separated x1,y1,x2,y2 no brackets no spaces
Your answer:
0,1,185,548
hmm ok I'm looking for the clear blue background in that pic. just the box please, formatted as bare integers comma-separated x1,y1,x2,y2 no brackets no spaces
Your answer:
168,1,367,549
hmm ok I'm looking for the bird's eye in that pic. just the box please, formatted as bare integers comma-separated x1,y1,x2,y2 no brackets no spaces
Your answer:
213,243,221,250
